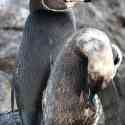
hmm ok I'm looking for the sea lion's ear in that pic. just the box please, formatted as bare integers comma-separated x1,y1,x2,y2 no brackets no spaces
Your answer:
112,44,123,69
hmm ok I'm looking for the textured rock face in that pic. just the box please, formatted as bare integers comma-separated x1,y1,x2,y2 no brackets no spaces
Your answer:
0,0,125,125
0,0,29,113
0,0,29,28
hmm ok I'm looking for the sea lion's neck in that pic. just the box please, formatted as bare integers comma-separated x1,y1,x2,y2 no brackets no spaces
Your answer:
30,0,45,13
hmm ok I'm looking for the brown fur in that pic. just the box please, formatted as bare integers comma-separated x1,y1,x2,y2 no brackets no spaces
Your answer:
43,46,96,125
42,28,119,125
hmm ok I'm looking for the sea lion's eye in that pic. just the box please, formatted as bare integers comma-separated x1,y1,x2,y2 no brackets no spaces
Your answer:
112,44,122,68
97,76,104,84
114,54,120,65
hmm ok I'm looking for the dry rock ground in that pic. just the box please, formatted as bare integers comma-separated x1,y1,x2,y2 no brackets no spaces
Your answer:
0,0,125,125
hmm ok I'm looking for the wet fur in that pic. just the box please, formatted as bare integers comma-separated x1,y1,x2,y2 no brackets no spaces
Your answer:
42,28,122,125
43,34,95,125
13,6,75,125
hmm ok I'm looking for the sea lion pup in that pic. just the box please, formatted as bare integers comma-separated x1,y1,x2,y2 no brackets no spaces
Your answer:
42,28,122,125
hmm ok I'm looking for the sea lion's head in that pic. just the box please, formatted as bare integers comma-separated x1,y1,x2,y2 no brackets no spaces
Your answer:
41,0,91,12
74,28,122,105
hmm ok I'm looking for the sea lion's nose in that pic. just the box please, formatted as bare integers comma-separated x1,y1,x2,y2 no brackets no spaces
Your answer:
88,75,104,91
101,79,112,89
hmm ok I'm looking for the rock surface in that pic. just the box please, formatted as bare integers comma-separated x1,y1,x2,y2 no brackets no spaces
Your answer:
0,0,29,113
0,111,20,125
0,0,29,28
0,0,125,125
